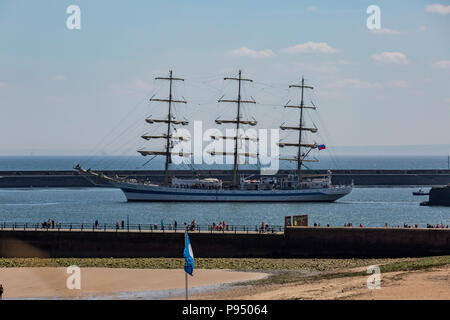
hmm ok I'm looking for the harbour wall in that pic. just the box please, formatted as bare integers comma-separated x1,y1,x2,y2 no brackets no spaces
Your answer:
429,185,450,206
1,169,449,187
1,227,449,258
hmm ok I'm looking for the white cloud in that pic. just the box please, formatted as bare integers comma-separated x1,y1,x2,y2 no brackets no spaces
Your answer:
52,75,68,81
306,6,317,12
419,25,428,31
289,62,339,75
333,79,409,89
44,95,64,104
372,52,409,65
426,4,450,15
333,79,380,89
0,82,6,88
387,80,409,88
432,60,450,69
338,60,352,65
370,28,403,35
407,89,424,96
282,41,339,54
132,79,153,90
110,79,153,96
227,47,275,58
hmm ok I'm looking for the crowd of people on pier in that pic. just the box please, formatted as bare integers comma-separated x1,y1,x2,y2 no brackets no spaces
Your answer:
36,218,448,232
139,219,277,233
426,223,449,229
311,222,449,229
210,221,274,233
41,219,60,229
212,221,227,231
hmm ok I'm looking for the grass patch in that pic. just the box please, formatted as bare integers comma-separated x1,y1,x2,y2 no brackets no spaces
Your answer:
379,255,450,273
245,255,450,286
0,257,409,271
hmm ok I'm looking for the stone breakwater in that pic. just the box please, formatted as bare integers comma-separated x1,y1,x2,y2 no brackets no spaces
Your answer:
1,169,450,187
1,227,449,258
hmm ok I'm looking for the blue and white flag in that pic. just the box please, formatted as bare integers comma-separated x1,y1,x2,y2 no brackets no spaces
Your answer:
184,232,194,276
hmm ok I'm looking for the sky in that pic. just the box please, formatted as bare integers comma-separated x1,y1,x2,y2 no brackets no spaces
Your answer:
0,0,449,156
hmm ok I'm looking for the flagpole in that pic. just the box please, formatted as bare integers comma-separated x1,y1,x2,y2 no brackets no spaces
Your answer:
185,270,188,300
185,231,188,300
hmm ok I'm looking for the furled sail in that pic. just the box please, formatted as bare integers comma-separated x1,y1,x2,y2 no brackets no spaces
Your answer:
210,135,258,142
145,119,189,125
208,151,258,158
141,135,190,141
280,126,318,133
138,150,192,157
215,119,257,126
278,142,317,148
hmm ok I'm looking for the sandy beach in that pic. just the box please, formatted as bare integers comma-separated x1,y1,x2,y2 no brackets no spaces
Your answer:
1,259,448,300
0,268,268,299
192,265,450,300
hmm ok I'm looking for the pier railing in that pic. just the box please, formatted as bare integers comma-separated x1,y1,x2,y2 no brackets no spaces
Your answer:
0,221,283,234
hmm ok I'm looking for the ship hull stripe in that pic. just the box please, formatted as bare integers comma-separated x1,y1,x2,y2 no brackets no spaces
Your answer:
121,187,326,197
119,186,351,202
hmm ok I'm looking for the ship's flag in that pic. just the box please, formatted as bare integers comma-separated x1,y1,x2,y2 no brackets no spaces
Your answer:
184,232,194,276
318,144,326,151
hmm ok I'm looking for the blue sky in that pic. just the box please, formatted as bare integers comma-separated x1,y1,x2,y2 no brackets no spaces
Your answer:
0,0,449,155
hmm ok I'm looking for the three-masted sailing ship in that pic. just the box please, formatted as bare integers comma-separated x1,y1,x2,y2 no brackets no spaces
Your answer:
75,70,352,202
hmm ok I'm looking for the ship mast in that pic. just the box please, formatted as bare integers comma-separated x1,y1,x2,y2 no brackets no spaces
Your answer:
280,77,317,182
138,70,189,186
215,70,257,188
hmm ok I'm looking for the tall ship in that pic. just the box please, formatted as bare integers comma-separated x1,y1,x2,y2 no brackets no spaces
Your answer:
76,70,352,202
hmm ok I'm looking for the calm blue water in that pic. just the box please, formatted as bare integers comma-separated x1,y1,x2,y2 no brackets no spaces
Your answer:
0,156,448,227
0,187,448,228
0,155,449,171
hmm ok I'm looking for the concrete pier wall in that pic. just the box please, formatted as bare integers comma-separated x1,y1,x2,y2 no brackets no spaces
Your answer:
429,185,450,206
1,227,449,258
1,169,450,187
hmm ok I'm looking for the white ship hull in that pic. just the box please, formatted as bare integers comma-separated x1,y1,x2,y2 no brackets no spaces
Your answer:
113,181,352,202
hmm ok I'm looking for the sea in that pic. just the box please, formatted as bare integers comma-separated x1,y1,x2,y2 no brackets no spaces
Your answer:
0,155,449,228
